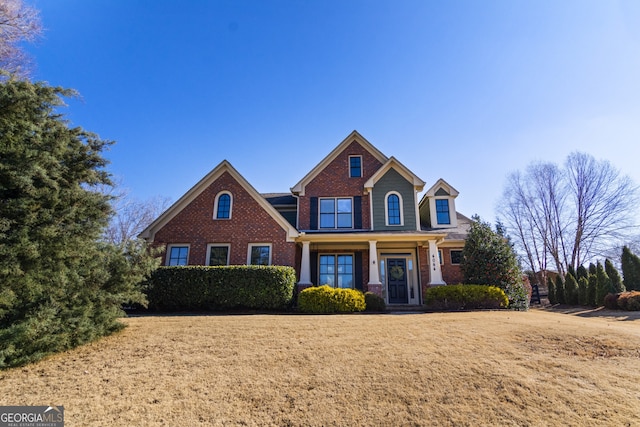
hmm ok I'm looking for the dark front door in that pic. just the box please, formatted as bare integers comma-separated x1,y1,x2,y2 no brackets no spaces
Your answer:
387,258,408,304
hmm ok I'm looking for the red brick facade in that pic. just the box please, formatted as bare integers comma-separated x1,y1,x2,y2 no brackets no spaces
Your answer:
297,141,383,230
153,171,297,267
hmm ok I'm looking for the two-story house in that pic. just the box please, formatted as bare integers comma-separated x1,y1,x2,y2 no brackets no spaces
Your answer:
140,131,471,305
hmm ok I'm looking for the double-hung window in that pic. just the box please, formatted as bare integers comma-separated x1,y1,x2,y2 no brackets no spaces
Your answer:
248,244,271,266
208,245,230,266
319,198,353,229
349,156,362,178
435,199,450,225
319,254,354,288
167,245,189,266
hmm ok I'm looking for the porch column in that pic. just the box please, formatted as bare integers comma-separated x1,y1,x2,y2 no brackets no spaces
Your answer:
368,240,382,285
428,240,446,285
298,241,312,286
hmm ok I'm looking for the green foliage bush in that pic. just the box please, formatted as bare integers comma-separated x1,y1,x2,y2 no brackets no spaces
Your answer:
603,293,620,310
0,80,154,369
555,276,566,305
547,276,557,305
297,285,366,314
587,273,597,306
578,276,589,306
364,292,386,312
424,284,509,311
605,259,625,293
616,291,640,311
144,266,296,311
564,273,579,305
596,261,613,306
621,246,640,291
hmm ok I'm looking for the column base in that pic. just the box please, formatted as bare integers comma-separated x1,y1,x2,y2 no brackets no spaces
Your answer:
365,283,383,297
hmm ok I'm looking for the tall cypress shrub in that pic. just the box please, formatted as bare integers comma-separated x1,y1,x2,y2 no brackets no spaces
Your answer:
578,276,589,306
564,273,579,305
587,274,597,306
547,276,557,305
604,259,625,293
555,276,566,304
596,261,612,306
621,246,640,291
576,265,589,281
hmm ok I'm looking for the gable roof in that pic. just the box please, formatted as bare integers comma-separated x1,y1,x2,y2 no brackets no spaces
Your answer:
364,156,426,192
139,160,299,242
290,130,388,196
420,178,460,204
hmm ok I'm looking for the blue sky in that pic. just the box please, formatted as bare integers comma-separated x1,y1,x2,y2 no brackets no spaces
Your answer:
26,0,640,222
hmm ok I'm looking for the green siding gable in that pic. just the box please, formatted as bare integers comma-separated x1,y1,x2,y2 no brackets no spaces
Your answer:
371,168,416,230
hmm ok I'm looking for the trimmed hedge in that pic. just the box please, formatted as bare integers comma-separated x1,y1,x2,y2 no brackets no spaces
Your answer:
297,285,366,313
144,265,296,311
424,284,509,310
364,292,386,312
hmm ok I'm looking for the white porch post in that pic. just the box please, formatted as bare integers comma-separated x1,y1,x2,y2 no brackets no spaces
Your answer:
298,241,312,285
428,240,446,285
368,240,381,285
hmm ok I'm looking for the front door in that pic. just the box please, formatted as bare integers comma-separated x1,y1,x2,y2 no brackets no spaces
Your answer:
387,258,408,304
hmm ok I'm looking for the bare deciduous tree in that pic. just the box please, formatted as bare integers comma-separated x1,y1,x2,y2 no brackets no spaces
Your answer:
0,0,42,77
500,152,638,283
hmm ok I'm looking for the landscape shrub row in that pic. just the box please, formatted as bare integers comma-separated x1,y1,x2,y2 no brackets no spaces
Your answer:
603,291,640,311
297,285,366,313
424,284,509,310
144,266,296,311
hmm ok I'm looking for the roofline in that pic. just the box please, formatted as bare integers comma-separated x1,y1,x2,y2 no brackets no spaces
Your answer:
290,130,388,196
139,160,299,242
296,231,447,244
364,156,426,192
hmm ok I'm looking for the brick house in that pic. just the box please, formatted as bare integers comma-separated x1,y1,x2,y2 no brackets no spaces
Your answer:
140,131,471,305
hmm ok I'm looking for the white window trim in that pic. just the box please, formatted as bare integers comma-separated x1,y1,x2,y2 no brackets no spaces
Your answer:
435,198,451,225
206,243,230,266
247,243,272,266
438,249,443,265
349,155,363,178
384,191,404,226
319,197,354,229
213,191,233,220
166,243,190,266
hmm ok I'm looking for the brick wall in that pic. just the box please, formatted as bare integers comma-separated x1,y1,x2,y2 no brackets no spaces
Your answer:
297,141,383,230
153,171,297,268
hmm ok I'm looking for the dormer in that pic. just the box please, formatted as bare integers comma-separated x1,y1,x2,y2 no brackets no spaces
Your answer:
419,178,459,229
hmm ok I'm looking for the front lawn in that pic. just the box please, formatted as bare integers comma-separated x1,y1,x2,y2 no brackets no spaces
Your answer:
1,310,639,426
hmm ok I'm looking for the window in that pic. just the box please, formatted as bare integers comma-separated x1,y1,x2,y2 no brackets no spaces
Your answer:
167,245,189,266
214,192,232,219
438,249,443,265
207,244,229,266
248,244,271,266
319,198,353,229
349,156,362,178
450,250,462,265
436,199,450,224
319,254,354,288
386,192,402,226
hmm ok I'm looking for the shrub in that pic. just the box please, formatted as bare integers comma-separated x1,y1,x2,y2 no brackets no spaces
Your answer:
617,291,640,311
364,292,386,312
555,276,566,304
547,276,557,305
603,293,620,310
144,265,296,311
596,261,612,306
297,286,365,314
587,273,597,306
564,273,579,305
578,277,589,306
424,284,508,311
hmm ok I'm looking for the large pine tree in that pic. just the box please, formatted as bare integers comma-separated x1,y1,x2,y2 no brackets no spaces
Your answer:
621,246,640,291
0,79,148,368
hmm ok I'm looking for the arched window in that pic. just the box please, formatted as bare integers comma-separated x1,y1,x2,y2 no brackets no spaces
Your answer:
385,192,403,226
214,192,232,219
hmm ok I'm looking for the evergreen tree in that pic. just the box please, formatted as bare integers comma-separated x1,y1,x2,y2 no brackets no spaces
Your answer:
0,79,150,368
588,263,597,276
555,275,566,304
578,276,589,306
621,246,640,291
564,273,579,305
576,265,588,281
461,216,528,310
604,259,625,293
595,261,612,306
547,276,557,305
587,274,597,306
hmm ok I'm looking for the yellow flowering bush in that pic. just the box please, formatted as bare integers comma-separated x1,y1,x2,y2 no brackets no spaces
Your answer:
297,285,366,313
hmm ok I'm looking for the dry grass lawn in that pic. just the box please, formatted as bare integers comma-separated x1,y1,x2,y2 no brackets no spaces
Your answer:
1,309,639,426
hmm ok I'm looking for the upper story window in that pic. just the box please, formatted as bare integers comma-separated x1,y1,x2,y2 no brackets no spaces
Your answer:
214,191,232,219
167,245,189,266
435,199,450,225
320,198,353,229
349,156,362,178
385,192,403,226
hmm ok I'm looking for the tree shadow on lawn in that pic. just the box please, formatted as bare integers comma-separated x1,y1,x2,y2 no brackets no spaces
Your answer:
536,305,640,321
